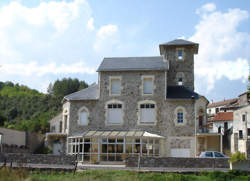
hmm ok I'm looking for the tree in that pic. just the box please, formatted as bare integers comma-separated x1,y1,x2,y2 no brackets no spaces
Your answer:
51,78,88,98
47,83,53,95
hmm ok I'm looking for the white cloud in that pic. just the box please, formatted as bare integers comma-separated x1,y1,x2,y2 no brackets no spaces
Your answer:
87,17,95,31
196,3,216,14
190,5,250,92
0,61,96,76
93,24,119,54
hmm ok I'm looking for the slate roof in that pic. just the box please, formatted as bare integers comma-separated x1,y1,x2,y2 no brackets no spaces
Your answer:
97,56,168,72
160,39,198,46
64,83,99,101
212,112,233,122
207,98,238,108
159,39,199,55
48,113,62,123
166,86,199,99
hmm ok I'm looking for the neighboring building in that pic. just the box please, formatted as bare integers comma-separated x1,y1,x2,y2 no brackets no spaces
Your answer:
0,127,26,147
211,112,233,133
46,39,219,162
231,104,250,158
207,98,238,117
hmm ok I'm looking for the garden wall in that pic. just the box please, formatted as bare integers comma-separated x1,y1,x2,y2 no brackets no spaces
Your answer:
0,153,75,165
126,157,230,168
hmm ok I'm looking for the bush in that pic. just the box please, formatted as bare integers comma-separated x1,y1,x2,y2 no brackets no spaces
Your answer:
229,152,246,163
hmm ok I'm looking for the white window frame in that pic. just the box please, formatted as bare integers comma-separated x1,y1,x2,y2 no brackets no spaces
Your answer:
109,76,122,96
105,99,124,125
174,106,187,126
137,100,157,126
78,106,89,126
176,48,185,61
141,75,155,96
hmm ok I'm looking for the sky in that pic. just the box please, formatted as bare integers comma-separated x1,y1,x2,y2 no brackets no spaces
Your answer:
0,0,249,102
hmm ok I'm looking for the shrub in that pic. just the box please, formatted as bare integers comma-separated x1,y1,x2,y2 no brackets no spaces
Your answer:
229,152,246,163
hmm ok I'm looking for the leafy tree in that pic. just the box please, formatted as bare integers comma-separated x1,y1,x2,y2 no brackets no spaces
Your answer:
52,78,88,98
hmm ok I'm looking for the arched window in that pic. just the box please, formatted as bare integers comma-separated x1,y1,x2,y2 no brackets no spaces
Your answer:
78,106,89,125
138,100,157,125
105,100,124,125
174,106,186,125
176,72,185,86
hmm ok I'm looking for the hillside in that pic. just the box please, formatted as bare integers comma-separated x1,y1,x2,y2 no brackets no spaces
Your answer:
0,78,88,133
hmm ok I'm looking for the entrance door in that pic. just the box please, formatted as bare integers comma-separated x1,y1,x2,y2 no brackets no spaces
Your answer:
53,143,62,155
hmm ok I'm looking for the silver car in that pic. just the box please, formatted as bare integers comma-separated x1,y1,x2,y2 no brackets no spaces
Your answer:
199,151,229,158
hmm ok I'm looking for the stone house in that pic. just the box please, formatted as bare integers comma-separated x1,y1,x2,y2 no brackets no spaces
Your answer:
46,39,219,162
231,104,250,158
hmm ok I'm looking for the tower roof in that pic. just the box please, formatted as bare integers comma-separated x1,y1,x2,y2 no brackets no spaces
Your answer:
159,39,199,54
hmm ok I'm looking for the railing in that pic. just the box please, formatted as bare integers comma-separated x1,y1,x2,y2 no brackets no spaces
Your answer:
197,128,219,134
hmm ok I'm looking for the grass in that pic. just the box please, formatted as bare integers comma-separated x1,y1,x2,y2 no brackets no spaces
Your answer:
0,168,249,181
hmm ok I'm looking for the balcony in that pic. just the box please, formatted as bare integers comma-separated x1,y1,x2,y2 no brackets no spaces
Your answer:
197,127,220,134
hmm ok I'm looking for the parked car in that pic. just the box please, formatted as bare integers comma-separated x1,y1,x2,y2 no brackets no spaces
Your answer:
199,151,229,158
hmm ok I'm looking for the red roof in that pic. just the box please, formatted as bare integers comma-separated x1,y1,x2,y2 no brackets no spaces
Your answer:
212,112,233,122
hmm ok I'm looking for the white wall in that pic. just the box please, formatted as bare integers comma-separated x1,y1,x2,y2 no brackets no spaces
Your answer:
233,105,250,138
212,120,233,133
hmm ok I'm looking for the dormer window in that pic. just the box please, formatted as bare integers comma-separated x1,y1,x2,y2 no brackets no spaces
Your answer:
178,50,183,60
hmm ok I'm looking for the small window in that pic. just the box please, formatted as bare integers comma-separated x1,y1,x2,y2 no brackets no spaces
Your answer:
242,114,246,122
110,78,121,95
177,111,184,124
215,108,219,113
80,111,88,125
248,128,250,136
0,134,2,144
239,130,243,139
140,103,156,124
178,50,183,60
178,77,183,86
143,77,153,95
51,126,56,132
59,121,62,133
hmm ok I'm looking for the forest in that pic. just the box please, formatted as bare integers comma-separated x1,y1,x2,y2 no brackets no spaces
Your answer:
0,78,88,133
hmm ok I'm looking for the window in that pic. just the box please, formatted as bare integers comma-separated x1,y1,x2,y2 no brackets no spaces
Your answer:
138,101,156,124
110,78,121,95
178,50,183,60
205,152,213,157
64,115,68,131
248,128,250,136
178,76,183,86
239,130,243,139
177,111,184,124
51,126,56,132
107,103,123,124
0,134,2,144
216,108,219,113
59,121,62,133
214,152,224,158
174,106,186,125
242,114,246,122
78,106,89,125
209,109,211,114
142,77,153,95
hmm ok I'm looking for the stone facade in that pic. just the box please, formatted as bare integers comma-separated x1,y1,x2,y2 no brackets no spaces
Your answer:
47,39,209,159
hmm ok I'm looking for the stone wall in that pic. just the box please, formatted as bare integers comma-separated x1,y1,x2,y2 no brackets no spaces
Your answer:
126,157,230,168
0,153,75,165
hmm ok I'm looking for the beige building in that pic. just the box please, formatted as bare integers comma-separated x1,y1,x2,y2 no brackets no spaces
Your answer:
46,39,219,162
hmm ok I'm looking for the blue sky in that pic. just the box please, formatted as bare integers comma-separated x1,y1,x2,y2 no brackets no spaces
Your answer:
0,0,249,102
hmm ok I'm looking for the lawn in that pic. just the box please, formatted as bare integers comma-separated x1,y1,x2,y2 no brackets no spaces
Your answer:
0,168,249,181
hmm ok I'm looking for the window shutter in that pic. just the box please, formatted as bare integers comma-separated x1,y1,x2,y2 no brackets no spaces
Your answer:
108,109,122,124
141,108,155,123
111,79,120,94
143,78,153,94
80,111,87,125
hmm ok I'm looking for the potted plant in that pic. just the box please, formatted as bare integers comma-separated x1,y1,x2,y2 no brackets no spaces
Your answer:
229,152,248,171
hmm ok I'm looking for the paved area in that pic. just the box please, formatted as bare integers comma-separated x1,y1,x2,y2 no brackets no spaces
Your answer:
0,162,229,173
